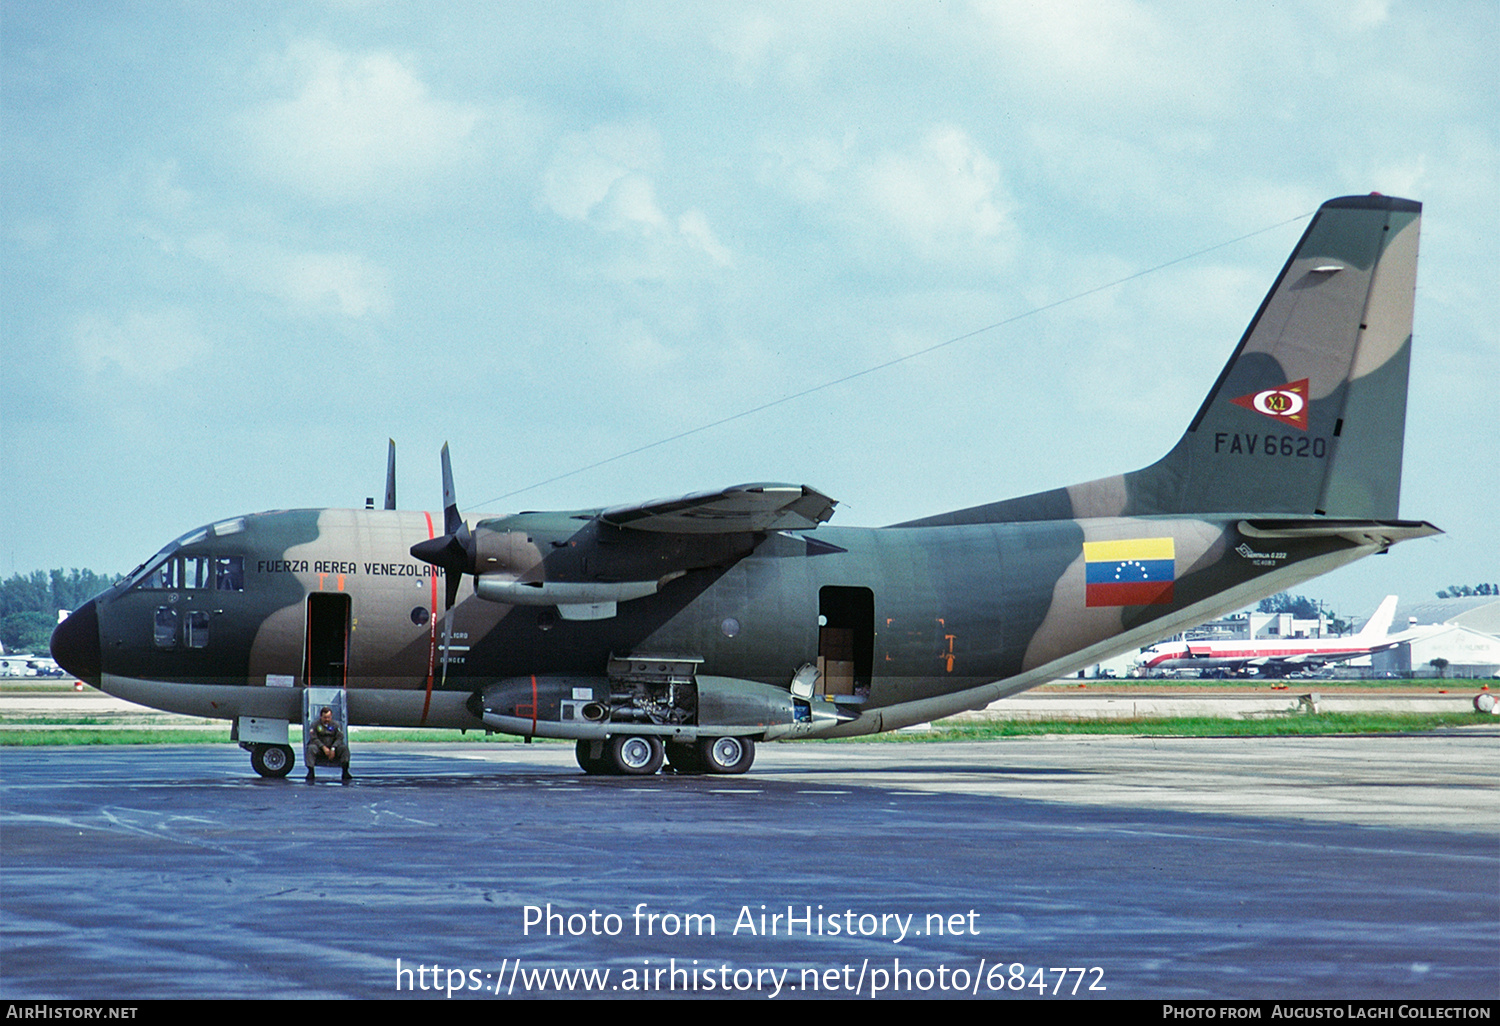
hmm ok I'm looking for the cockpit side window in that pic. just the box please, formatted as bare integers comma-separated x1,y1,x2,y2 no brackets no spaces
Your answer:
153,607,178,648
147,558,177,590
185,611,210,648
183,556,208,589
214,556,244,591
144,557,190,590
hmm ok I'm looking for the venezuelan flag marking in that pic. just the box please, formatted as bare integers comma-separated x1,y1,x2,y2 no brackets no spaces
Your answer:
1084,537,1175,607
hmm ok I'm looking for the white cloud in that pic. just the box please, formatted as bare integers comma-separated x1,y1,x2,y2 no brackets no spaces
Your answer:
599,172,671,234
758,132,856,207
971,0,1189,109
765,126,1014,268
677,209,733,267
859,127,1014,260
243,39,482,202
614,318,678,371
541,123,663,224
185,233,392,319
1329,0,1392,29
541,123,734,271
73,308,207,380
80,161,395,323
275,251,393,318
712,11,781,85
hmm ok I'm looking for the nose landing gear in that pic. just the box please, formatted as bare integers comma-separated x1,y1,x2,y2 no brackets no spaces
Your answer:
249,743,295,778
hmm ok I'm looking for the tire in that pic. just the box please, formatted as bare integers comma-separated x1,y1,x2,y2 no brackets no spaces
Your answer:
698,735,754,775
575,739,609,775
664,740,704,774
607,735,664,776
251,743,295,778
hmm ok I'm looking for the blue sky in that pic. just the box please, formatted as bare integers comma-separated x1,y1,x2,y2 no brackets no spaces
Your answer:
3,1,1496,619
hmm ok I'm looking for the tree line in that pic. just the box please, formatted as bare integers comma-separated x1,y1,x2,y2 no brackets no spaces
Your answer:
1435,583,1497,599
1,570,120,654
1256,592,1350,634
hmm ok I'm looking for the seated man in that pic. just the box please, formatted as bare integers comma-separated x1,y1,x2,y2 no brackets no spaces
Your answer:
305,706,352,782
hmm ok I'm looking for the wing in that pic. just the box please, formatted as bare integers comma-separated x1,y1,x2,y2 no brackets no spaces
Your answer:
464,483,838,621
601,483,836,534
1291,642,1400,664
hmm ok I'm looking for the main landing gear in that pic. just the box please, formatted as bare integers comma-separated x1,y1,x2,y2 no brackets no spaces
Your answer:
576,736,664,776
575,735,755,776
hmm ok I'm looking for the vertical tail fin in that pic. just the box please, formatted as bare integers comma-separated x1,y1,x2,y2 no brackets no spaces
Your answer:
898,194,1422,528
1136,194,1422,519
1354,594,1399,639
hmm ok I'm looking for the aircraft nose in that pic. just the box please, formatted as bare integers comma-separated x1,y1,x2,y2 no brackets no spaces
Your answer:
51,598,101,687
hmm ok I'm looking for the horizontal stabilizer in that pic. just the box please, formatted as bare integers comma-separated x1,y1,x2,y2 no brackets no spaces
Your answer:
1237,518,1439,548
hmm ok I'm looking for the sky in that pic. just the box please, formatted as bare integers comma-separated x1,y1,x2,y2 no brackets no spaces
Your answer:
3,0,1497,620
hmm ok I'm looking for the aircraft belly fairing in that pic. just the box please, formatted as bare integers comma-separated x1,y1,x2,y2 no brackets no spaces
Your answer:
52,194,1439,777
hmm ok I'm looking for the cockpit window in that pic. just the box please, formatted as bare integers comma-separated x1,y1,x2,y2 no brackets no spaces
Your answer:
124,516,251,594
130,553,245,592
125,549,173,589
183,556,209,589
142,556,176,590
214,556,244,591
149,557,193,590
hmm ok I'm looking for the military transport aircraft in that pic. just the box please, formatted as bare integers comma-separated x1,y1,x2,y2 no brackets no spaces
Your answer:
52,194,1437,778
1137,594,1401,676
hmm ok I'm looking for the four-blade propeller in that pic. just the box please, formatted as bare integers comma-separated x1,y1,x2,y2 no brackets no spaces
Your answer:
408,442,473,609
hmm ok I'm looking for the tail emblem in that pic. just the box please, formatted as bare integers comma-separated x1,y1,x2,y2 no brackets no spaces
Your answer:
1231,378,1309,430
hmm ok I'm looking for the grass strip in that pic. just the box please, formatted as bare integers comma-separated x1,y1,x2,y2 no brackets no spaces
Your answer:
895,711,1487,740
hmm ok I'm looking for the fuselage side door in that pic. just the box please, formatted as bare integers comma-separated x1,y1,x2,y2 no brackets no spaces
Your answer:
304,592,351,690
818,585,874,698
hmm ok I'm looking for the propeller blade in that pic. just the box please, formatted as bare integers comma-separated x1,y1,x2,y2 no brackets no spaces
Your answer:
409,441,473,610
384,439,397,510
444,568,463,611
440,442,461,537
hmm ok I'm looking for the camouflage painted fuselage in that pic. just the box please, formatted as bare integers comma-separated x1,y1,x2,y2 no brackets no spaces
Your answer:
70,504,1426,738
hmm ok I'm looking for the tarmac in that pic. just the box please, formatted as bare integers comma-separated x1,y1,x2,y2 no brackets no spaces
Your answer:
2,699,1496,1001
1,681,1489,728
